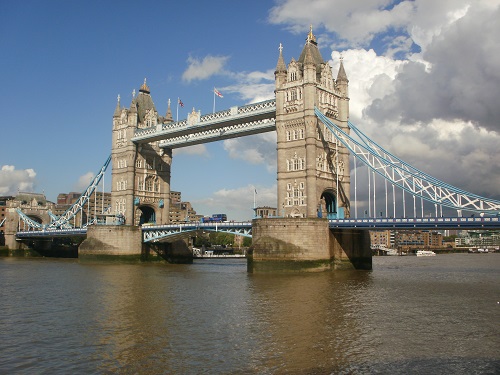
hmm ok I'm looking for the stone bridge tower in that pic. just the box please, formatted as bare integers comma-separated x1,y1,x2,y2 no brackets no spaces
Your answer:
111,79,172,225
275,27,350,219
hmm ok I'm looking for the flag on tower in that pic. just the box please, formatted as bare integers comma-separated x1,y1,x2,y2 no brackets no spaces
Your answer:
214,88,223,98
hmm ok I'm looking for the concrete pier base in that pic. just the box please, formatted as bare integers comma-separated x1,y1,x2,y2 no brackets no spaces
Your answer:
79,225,144,262
79,225,193,263
248,218,371,272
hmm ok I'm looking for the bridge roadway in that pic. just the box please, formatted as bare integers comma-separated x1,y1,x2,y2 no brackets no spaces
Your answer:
131,99,276,148
15,216,500,241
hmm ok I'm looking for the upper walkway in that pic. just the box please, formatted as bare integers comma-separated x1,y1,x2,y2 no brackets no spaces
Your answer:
131,99,276,148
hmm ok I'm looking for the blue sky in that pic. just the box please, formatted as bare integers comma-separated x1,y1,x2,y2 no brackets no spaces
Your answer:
1,0,499,220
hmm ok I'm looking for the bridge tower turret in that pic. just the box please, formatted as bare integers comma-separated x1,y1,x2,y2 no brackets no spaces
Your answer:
111,79,172,225
274,26,351,219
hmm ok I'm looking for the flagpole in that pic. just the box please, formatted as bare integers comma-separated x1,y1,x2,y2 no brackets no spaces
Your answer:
176,97,179,122
253,187,256,210
213,88,216,114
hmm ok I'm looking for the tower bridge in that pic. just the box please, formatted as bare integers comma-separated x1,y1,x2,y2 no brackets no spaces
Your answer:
6,27,500,271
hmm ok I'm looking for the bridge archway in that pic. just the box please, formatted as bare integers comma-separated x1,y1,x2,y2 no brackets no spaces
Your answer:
27,215,43,225
137,205,156,225
320,191,337,219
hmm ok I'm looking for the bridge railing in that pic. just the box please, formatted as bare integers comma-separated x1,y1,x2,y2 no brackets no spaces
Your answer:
133,99,276,141
329,216,500,229
16,228,87,237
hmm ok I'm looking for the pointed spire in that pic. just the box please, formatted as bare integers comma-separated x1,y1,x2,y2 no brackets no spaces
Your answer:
113,94,121,117
298,26,324,67
306,25,317,45
139,78,150,94
275,43,287,73
165,98,173,122
336,53,348,83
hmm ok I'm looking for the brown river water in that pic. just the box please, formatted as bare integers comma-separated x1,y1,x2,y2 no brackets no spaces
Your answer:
0,253,498,374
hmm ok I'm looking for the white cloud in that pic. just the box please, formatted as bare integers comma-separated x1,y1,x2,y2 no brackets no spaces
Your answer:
173,144,209,157
221,69,275,103
269,0,416,49
223,133,277,173
182,55,230,82
0,165,37,195
193,183,277,221
73,172,95,192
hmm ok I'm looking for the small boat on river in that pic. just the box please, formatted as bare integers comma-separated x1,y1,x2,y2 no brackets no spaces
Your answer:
416,250,436,257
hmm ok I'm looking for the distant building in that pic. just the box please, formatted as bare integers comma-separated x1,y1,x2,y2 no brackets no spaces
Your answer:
53,191,111,226
394,230,443,251
369,230,391,249
169,191,203,223
255,206,278,218
370,229,443,251
456,230,500,248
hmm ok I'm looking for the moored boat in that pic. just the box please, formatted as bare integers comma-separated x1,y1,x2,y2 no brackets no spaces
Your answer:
416,250,436,257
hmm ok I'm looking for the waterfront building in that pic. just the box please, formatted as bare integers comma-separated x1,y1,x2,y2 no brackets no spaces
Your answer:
394,230,443,252
456,230,500,248
370,229,444,252
369,230,391,249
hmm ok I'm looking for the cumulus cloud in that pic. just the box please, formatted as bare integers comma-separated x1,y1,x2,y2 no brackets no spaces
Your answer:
367,4,500,132
173,144,209,157
0,165,37,195
73,172,95,192
223,132,277,173
269,0,416,50
182,55,230,82
218,68,275,104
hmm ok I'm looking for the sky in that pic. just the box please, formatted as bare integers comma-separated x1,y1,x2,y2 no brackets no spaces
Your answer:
1,0,499,221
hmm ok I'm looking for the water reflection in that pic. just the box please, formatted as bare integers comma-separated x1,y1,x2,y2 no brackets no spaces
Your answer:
0,255,499,374
247,270,373,373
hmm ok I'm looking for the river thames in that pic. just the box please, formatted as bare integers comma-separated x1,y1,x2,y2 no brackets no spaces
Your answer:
0,253,498,374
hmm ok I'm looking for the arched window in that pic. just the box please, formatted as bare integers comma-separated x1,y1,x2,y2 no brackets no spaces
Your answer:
145,177,153,192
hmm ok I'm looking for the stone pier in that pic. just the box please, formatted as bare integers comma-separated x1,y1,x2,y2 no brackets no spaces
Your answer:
79,225,193,263
248,218,371,272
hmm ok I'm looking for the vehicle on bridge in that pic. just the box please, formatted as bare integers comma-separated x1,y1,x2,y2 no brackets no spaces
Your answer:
201,214,227,223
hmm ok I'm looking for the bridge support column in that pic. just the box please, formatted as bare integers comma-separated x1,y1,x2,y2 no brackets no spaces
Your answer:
79,226,193,263
248,218,371,272
79,225,144,262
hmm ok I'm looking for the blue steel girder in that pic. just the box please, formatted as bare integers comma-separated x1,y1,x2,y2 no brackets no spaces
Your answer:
142,222,253,243
131,99,276,147
16,228,87,238
15,208,44,229
329,216,500,230
314,108,500,215
47,155,111,229
48,210,73,229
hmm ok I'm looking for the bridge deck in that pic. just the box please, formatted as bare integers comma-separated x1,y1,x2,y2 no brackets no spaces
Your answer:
328,216,500,229
15,216,500,241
